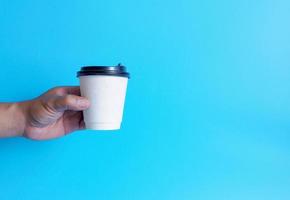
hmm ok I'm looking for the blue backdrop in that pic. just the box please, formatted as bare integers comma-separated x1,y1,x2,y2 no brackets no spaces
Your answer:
1,0,290,199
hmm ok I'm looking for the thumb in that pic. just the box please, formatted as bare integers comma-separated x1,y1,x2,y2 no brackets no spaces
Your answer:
51,94,90,112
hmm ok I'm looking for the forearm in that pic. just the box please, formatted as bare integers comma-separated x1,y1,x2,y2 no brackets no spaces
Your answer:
0,102,26,138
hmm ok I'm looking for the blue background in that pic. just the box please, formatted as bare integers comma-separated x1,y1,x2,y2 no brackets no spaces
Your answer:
1,0,290,199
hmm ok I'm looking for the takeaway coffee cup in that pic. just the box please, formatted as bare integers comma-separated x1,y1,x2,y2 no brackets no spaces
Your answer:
77,64,130,130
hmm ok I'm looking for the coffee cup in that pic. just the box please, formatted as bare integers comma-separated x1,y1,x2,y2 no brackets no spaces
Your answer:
77,64,130,130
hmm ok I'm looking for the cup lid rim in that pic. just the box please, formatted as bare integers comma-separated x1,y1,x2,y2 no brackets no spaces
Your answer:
77,63,130,78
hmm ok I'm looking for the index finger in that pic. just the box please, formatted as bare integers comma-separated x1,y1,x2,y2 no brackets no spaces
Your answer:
49,86,81,96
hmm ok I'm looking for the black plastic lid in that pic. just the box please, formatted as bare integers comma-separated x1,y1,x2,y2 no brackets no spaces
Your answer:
77,63,130,78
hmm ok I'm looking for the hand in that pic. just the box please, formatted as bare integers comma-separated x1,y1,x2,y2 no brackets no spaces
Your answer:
19,86,90,140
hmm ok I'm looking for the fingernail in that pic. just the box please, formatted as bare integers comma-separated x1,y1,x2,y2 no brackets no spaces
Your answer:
78,98,90,108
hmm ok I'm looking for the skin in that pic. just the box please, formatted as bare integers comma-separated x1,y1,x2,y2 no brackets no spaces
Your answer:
0,86,90,140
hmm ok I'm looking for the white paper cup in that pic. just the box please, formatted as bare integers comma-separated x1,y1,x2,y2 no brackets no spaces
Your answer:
77,64,130,130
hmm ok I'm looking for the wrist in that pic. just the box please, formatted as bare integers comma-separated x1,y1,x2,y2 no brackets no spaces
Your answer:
13,101,29,137
0,102,28,138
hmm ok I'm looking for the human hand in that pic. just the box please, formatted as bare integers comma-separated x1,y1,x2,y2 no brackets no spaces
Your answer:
19,86,90,140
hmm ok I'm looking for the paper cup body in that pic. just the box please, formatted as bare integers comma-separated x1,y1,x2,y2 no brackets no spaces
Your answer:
79,75,128,130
